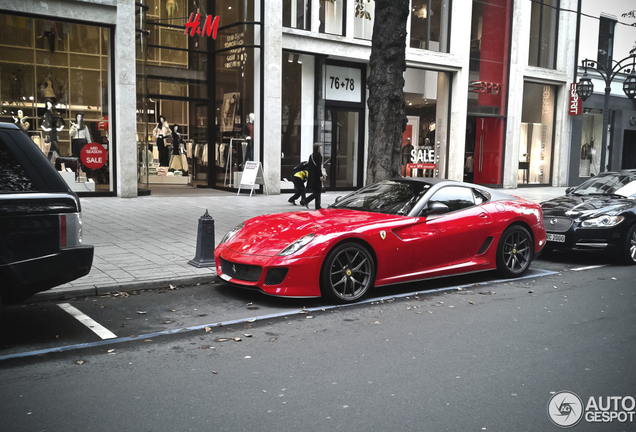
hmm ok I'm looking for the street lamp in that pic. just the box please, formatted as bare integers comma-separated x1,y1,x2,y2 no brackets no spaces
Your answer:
575,54,636,172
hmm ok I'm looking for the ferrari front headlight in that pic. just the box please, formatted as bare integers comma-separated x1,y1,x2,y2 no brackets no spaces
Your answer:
580,215,624,228
220,222,245,244
278,233,315,256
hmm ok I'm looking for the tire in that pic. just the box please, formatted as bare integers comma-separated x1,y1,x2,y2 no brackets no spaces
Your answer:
620,223,636,265
496,225,533,278
320,242,375,303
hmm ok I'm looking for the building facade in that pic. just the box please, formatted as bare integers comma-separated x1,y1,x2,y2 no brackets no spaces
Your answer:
1,0,585,197
568,1,636,185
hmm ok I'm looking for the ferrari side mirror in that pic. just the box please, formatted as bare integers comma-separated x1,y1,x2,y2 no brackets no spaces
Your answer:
423,201,450,216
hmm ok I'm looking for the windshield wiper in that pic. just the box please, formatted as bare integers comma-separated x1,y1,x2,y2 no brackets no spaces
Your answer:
587,193,626,199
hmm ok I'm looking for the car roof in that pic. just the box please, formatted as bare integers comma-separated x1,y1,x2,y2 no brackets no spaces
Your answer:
0,122,21,130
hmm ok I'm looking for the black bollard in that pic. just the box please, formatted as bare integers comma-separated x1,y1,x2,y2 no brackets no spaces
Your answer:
188,209,216,268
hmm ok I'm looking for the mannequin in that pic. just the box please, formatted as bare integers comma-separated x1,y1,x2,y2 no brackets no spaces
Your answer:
13,110,30,131
70,112,92,157
243,112,254,161
166,0,178,25
40,100,65,161
153,116,171,167
168,124,187,172
41,73,57,105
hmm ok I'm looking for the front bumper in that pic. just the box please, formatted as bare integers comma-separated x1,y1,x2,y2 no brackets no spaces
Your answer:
214,246,324,298
545,222,624,253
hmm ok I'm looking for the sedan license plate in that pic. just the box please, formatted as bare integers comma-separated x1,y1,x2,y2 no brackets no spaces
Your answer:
546,233,566,243
219,273,231,281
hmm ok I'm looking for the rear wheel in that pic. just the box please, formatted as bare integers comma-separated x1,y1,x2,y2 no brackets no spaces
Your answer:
320,242,375,303
496,225,533,278
620,223,636,265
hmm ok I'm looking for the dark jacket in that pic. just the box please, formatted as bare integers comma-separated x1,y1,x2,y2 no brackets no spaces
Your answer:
307,151,323,192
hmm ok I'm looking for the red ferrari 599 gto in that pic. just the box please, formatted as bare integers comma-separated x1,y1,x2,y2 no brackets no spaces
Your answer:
215,178,546,303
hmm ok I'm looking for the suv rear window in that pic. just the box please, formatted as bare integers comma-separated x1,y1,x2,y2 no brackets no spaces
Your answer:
0,136,37,192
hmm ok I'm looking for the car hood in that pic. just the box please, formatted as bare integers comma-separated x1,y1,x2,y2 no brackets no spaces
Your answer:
541,195,634,218
222,208,413,257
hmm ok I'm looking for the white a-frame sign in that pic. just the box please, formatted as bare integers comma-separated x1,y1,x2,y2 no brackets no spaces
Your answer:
237,161,268,197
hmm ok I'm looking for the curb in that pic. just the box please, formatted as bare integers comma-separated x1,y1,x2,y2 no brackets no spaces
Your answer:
32,274,217,303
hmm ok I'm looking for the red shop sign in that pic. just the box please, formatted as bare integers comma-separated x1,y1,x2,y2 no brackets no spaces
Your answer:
81,143,107,169
407,163,437,170
569,83,582,116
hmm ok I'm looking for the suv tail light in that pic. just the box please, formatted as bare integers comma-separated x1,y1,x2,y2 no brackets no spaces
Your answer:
60,212,83,248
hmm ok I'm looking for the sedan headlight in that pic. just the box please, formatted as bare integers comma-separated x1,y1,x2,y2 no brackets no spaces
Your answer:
278,233,315,256
220,222,245,244
580,215,625,228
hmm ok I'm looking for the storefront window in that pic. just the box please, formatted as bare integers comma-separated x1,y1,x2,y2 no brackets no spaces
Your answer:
519,83,555,185
464,0,510,186
528,0,558,69
319,0,345,36
1,15,112,193
409,0,451,53
281,51,307,183
213,0,260,189
578,109,604,177
284,0,312,30
402,68,451,179
354,0,375,40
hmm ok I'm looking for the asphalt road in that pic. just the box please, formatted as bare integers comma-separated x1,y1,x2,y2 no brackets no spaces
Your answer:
0,252,634,432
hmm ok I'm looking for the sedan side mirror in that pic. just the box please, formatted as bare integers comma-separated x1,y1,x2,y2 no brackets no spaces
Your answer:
423,201,450,216
565,187,575,195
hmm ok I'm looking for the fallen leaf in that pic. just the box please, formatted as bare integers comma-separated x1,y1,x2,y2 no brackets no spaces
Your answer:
611,277,617,280
108,349,115,353
428,311,433,314
246,318,256,323
269,337,277,342
170,309,177,312
245,356,252,359
306,316,313,319
233,337,242,342
406,307,412,310
373,321,381,324
163,320,174,324
243,333,253,337
76,360,84,365
144,339,153,342
205,327,212,333
212,371,218,374
217,338,230,342
469,301,474,305
199,345,211,349
137,311,147,314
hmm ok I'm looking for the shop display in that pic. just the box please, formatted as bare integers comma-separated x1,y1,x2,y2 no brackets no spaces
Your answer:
70,112,92,157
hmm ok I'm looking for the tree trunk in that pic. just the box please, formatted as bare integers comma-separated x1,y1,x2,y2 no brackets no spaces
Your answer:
366,0,409,184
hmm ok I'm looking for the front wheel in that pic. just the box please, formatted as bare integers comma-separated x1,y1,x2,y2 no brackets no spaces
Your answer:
619,223,636,265
496,225,533,278
320,242,375,303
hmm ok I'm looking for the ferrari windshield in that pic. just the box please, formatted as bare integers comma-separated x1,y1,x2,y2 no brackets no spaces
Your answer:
331,180,431,215
574,173,636,198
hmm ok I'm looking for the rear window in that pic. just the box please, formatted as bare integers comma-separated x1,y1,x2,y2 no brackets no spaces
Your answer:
0,136,37,192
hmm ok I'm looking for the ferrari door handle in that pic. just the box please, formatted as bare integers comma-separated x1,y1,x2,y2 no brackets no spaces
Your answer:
478,213,488,219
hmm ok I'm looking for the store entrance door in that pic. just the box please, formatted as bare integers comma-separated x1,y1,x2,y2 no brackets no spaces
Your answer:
465,116,503,186
324,108,362,189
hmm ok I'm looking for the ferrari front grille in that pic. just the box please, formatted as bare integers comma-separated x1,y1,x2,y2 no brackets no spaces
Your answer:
264,268,289,286
544,216,573,233
220,258,262,282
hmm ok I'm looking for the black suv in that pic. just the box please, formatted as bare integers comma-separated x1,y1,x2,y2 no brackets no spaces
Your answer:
0,122,94,308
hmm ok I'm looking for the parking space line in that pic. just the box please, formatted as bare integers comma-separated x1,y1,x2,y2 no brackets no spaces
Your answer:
0,269,560,362
58,303,117,340
570,265,607,272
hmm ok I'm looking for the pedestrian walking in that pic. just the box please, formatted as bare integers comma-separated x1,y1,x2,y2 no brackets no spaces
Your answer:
288,167,308,205
304,142,324,210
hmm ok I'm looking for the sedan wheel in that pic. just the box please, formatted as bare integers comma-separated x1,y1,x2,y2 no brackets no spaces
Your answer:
621,224,636,265
496,226,533,278
321,242,375,303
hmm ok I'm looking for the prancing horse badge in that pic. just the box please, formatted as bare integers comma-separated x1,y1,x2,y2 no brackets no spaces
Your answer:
380,230,386,240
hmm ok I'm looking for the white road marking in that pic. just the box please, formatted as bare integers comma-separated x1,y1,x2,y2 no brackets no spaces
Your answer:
58,303,117,340
570,265,607,272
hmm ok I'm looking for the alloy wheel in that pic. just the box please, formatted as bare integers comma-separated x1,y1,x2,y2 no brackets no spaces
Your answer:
323,244,374,302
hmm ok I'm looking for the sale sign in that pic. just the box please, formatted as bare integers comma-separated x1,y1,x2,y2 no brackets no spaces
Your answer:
81,143,107,169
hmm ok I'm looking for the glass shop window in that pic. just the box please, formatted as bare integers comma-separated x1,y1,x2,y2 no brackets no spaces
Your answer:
528,0,559,69
284,0,312,30
409,0,451,53
319,0,345,36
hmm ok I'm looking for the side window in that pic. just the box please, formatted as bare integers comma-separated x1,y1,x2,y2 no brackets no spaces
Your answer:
473,189,490,205
429,186,475,212
0,135,38,193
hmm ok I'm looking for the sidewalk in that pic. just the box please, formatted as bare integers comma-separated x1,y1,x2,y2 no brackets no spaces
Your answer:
36,184,567,301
